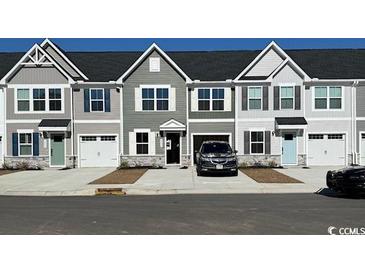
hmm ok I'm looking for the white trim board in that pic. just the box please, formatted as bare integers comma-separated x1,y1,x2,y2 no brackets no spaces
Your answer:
188,119,234,123
74,120,121,124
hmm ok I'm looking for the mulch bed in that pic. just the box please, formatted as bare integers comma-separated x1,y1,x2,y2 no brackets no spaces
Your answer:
239,168,303,184
0,170,19,176
89,168,148,184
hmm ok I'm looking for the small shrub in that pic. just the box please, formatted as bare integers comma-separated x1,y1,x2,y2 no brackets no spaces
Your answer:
118,160,130,169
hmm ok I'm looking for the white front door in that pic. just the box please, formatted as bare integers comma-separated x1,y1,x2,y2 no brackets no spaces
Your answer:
308,133,346,166
79,135,118,167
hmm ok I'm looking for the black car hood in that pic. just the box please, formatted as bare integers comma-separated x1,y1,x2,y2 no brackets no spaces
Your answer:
335,166,365,174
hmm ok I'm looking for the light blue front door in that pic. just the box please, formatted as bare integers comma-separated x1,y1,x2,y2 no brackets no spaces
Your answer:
282,133,297,165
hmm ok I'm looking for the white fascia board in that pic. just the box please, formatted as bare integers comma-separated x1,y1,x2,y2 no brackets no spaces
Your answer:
117,43,191,83
39,127,68,131
276,124,307,130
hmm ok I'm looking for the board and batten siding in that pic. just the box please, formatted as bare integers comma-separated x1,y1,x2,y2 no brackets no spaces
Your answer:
122,50,187,156
6,87,72,120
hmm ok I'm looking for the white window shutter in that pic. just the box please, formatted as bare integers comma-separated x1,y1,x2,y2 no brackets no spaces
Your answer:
129,132,136,155
148,132,156,155
191,88,198,111
169,87,176,111
135,87,142,111
224,87,231,111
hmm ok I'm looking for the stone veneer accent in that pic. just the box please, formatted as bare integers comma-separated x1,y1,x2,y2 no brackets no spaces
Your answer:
237,155,281,167
121,154,191,167
3,156,49,169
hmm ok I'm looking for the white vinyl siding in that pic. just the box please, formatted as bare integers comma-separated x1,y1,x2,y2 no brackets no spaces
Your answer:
314,86,343,110
248,87,262,110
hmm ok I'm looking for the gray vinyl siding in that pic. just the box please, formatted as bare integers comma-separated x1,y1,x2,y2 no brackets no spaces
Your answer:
123,50,187,155
6,88,72,120
43,44,81,78
8,67,68,84
6,123,72,156
188,88,235,119
189,122,235,151
73,123,120,153
73,88,120,120
356,86,365,117
245,48,284,77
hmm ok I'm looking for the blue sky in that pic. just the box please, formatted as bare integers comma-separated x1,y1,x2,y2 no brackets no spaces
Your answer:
1,38,365,52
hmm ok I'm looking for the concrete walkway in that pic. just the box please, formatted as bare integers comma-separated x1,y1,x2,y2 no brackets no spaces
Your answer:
122,166,335,195
0,168,114,196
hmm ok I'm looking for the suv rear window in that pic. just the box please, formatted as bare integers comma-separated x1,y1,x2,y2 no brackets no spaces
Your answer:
201,143,232,154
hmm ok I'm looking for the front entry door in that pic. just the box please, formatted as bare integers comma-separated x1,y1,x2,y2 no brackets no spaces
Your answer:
50,134,65,167
166,133,180,165
282,133,297,165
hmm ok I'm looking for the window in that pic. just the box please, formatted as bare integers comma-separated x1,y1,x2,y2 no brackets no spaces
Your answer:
248,87,262,110
212,89,224,110
136,132,149,154
90,89,104,112
149,57,160,72
309,134,324,139
33,88,46,111
101,136,116,141
16,87,63,112
19,133,32,156
197,88,225,111
49,88,62,111
17,89,30,111
250,131,264,154
81,136,97,141
314,86,342,110
156,88,168,110
328,134,343,140
280,86,294,109
142,88,155,111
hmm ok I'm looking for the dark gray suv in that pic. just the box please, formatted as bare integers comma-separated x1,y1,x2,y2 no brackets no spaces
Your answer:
195,141,238,176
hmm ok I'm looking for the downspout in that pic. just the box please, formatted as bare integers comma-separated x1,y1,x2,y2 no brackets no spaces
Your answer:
71,87,75,168
352,80,359,165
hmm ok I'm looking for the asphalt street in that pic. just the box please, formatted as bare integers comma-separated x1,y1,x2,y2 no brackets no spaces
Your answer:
0,192,364,234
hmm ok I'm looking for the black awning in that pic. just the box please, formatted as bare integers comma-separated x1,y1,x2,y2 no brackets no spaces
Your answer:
275,117,307,125
39,119,71,127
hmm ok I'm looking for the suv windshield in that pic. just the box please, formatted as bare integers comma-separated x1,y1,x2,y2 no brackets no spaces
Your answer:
201,143,232,154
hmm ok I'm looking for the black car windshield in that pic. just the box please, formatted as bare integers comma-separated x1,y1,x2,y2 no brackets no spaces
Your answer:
201,143,232,154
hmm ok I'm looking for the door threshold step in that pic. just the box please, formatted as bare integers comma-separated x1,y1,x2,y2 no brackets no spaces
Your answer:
95,188,126,196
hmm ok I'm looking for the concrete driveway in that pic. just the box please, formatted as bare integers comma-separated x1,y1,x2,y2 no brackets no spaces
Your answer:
0,168,114,196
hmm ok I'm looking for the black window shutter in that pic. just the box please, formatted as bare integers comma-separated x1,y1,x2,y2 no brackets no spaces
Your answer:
33,132,39,156
263,86,269,110
244,131,250,154
295,86,301,110
104,89,111,112
265,131,271,154
12,133,18,156
242,87,248,111
84,89,90,112
274,86,280,110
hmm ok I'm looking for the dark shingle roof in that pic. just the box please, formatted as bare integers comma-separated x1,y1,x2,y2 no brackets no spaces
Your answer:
3,48,365,82
39,119,71,127
275,117,308,125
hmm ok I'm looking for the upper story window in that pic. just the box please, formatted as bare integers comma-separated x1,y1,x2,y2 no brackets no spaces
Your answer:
16,87,64,113
197,88,225,111
19,132,32,156
90,88,104,112
248,87,262,110
149,57,160,72
314,86,342,110
280,86,294,109
136,132,149,155
250,131,264,154
141,87,169,111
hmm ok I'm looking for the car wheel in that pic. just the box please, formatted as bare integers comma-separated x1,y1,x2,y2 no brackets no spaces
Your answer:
196,167,202,176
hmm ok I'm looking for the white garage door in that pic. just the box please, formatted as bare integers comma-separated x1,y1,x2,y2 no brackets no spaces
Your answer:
308,133,346,166
79,135,118,167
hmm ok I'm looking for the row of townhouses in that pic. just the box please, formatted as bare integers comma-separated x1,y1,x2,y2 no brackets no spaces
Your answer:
0,39,365,168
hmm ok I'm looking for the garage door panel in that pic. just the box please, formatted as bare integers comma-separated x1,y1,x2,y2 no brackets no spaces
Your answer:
80,135,118,168
308,134,345,166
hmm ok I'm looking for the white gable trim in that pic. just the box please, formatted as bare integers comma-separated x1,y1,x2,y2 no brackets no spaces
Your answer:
0,44,74,84
117,43,192,83
268,59,306,80
234,41,310,81
160,119,186,131
41,39,89,80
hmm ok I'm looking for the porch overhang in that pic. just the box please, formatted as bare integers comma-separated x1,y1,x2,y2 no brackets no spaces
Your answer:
159,119,186,132
38,119,71,132
275,117,307,130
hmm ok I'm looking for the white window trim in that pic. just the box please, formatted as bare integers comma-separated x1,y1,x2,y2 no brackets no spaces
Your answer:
279,85,295,110
89,88,105,112
197,87,225,112
15,87,65,114
135,129,150,156
18,131,33,157
140,85,171,112
249,130,265,155
312,86,344,111
247,86,263,111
